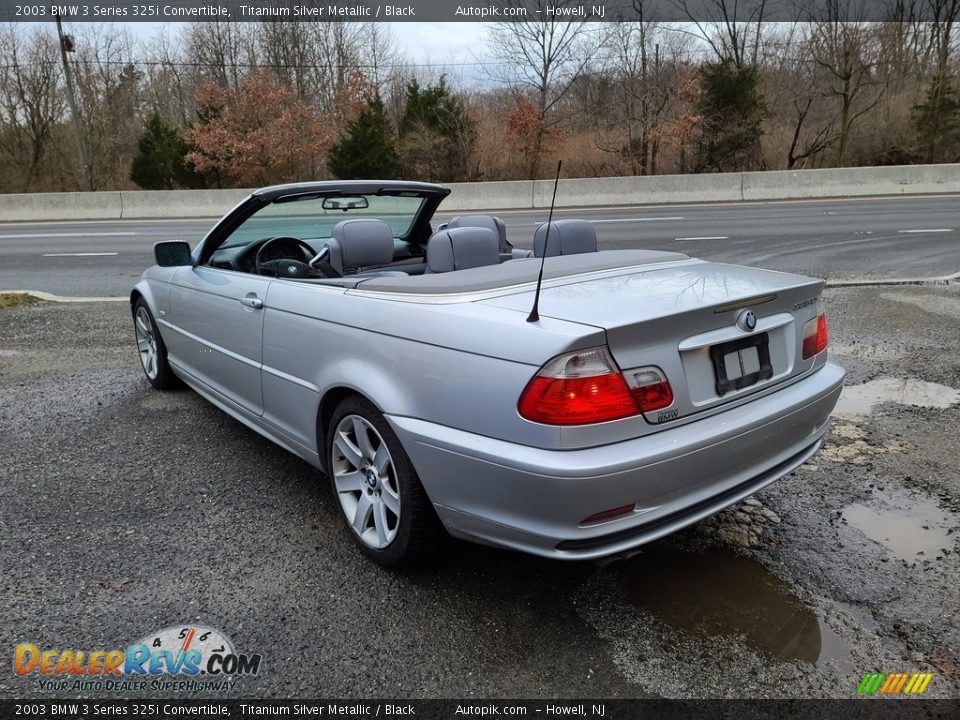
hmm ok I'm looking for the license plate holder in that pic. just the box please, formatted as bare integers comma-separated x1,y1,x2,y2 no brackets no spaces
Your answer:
710,333,773,396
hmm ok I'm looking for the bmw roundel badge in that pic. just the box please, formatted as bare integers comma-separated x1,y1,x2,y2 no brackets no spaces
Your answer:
737,310,758,332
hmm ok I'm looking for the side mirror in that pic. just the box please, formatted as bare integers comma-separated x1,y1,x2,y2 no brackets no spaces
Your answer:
154,241,193,267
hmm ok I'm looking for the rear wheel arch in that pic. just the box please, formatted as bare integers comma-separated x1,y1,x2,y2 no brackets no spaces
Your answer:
317,387,377,472
323,392,444,565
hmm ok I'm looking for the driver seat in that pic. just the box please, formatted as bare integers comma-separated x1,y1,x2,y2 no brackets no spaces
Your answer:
325,219,396,276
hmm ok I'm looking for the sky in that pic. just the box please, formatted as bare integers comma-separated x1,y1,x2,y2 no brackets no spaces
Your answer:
124,20,492,62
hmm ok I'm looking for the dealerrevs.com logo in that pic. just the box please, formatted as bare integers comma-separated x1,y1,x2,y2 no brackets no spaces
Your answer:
13,624,261,693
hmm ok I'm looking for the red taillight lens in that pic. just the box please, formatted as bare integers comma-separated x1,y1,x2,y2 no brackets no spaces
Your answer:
802,312,828,359
622,367,674,412
518,347,639,425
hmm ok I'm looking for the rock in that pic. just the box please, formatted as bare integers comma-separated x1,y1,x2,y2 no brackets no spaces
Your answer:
717,525,754,547
760,508,781,524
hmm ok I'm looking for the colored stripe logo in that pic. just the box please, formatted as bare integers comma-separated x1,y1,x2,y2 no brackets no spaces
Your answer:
857,673,933,695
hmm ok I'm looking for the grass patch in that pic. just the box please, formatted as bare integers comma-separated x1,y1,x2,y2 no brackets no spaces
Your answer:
0,293,40,310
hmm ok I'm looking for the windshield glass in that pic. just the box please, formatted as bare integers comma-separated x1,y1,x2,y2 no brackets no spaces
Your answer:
220,194,426,250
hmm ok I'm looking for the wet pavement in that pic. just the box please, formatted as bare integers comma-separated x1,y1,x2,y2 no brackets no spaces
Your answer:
1,283,959,699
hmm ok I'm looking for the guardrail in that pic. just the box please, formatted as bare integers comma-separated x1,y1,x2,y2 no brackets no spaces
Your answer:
1,164,958,222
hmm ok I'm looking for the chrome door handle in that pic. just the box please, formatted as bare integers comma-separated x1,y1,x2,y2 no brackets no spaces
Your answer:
240,296,263,309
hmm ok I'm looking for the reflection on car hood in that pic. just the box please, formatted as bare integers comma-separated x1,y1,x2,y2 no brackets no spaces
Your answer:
478,261,819,328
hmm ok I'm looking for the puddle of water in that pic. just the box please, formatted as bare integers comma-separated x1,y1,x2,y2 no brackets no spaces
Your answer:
833,376,960,415
842,490,954,562
622,548,851,667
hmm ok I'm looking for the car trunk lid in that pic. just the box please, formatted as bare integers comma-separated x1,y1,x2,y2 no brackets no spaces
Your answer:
479,259,825,424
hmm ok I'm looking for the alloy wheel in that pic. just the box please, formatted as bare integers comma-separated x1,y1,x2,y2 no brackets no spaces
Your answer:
134,306,158,380
331,414,400,549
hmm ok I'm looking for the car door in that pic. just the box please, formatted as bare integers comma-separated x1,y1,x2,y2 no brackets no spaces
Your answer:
163,266,268,416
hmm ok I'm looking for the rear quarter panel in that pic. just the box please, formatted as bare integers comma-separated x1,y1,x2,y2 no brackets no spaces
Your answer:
259,281,606,454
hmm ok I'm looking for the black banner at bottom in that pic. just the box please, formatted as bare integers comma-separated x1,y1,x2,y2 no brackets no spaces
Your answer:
1,700,959,720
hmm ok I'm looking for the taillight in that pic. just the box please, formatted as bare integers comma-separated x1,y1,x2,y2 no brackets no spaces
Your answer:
623,366,674,412
518,347,638,425
518,348,674,425
802,312,828,359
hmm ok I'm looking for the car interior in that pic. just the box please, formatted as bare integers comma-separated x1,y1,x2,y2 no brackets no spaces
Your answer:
210,212,601,283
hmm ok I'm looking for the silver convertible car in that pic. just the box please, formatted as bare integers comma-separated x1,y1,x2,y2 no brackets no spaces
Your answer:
132,180,844,566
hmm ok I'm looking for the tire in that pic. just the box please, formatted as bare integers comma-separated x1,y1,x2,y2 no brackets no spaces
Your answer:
326,395,443,567
133,298,181,391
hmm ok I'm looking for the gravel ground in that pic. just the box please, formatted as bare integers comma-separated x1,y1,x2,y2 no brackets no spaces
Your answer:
0,286,958,699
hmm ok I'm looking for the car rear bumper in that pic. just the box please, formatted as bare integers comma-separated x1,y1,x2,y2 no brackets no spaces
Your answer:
387,361,845,560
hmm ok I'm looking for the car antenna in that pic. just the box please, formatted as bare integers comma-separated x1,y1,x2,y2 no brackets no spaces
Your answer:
527,160,562,323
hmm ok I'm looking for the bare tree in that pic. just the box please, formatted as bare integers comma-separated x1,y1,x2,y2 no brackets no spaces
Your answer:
141,27,196,125
486,0,601,178
594,10,687,175
70,25,142,189
0,25,64,191
807,2,888,165
673,0,768,68
257,19,319,101
184,21,258,90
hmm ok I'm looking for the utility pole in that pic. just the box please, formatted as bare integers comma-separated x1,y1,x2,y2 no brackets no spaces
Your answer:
55,15,93,191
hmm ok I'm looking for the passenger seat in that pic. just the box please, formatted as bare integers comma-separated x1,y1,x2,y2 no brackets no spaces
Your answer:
533,219,598,257
446,214,531,261
426,227,500,273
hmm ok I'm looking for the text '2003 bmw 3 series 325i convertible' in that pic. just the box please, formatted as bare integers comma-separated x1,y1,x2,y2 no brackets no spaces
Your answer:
132,180,844,566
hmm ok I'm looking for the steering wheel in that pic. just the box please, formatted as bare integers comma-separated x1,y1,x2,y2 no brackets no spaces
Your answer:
254,236,321,278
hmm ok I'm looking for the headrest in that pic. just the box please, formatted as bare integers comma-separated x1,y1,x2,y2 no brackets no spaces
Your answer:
427,227,500,273
328,219,395,270
533,219,598,257
447,215,509,253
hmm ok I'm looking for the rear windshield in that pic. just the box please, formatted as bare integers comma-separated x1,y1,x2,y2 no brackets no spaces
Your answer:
220,194,426,250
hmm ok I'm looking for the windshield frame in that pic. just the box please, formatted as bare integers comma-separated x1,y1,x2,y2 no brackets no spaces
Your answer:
194,181,450,267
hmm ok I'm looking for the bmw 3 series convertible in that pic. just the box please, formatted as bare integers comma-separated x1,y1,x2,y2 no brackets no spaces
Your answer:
131,180,844,566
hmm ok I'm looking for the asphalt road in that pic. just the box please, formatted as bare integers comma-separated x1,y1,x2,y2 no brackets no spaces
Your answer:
1,284,959,698
1,195,958,296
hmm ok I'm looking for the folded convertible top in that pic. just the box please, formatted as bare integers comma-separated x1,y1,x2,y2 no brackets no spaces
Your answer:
354,249,692,295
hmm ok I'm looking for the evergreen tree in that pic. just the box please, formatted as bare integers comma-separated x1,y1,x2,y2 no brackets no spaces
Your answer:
913,74,960,163
398,76,476,181
696,62,768,172
130,112,203,190
327,97,400,179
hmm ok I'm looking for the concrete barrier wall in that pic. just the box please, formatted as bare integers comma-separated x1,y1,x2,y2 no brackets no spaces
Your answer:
532,172,744,208
118,188,250,219
444,179,532,211
1,164,958,222
740,164,960,201
0,191,123,222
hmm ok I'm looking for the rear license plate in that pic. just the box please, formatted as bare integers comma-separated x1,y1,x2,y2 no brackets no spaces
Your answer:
710,333,773,396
